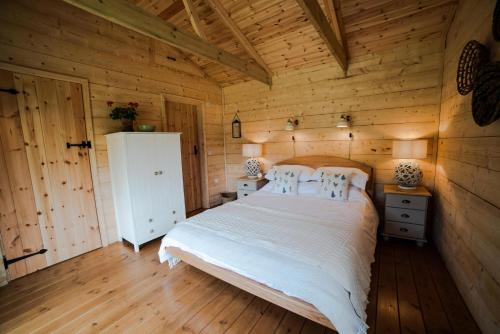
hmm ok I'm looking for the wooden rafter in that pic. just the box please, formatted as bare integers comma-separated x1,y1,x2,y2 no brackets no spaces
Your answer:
204,0,272,76
157,0,184,20
181,0,207,39
323,0,348,58
62,0,271,85
296,0,347,71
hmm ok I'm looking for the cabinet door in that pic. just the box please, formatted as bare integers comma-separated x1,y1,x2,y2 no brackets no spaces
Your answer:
125,135,155,242
155,135,186,228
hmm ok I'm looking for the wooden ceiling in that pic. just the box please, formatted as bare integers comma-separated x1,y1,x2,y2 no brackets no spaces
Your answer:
131,0,456,86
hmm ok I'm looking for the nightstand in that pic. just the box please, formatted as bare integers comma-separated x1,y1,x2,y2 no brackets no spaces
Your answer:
237,176,267,198
382,185,432,246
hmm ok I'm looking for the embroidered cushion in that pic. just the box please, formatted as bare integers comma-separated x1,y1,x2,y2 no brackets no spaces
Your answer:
312,167,368,189
265,165,315,182
319,173,350,201
272,167,299,195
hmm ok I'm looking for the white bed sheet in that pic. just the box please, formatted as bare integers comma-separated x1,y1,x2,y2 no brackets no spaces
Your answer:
158,188,379,334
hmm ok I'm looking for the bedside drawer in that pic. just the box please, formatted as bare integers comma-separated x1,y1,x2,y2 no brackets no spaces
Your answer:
237,180,258,191
237,189,253,198
385,221,425,239
386,194,428,210
385,207,426,225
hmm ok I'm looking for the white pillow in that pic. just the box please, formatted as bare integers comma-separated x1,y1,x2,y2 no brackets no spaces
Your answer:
272,167,299,195
319,172,350,201
265,165,315,182
261,181,320,195
312,167,368,189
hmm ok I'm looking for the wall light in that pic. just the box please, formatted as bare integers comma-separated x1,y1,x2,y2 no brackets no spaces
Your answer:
336,115,351,128
285,118,299,131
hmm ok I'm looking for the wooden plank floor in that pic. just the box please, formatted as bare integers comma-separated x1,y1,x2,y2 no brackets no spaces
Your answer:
0,238,479,333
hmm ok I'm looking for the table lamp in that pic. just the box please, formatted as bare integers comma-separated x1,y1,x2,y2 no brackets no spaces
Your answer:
242,143,262,178
392,140,427,189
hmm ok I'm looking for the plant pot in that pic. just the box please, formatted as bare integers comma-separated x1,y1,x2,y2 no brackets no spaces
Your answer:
121,119,134,132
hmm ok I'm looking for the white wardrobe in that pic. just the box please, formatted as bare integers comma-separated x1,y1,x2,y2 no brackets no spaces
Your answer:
106,133,186,252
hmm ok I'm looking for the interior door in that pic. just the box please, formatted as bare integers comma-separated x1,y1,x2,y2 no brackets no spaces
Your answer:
0,69,102,280
164,101,202,213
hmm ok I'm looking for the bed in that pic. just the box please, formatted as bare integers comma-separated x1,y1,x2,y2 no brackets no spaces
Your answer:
158,156,379,334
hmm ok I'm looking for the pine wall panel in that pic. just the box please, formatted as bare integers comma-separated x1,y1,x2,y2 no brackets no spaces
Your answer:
222,37,447,209
434,0,500,332
0,0,224,244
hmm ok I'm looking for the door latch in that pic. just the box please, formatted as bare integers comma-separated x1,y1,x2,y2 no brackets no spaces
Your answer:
0,88,19,95
66,141,92,149
3,249,47,269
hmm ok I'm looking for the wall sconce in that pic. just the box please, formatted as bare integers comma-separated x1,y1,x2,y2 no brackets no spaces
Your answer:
232,113,241,138
336,115,351,128
285,118,299,131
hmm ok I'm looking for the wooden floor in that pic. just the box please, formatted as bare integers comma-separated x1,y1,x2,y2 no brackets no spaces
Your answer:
0,238,479,333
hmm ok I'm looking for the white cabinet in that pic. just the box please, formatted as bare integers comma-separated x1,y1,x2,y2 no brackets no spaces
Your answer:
106,133,186,252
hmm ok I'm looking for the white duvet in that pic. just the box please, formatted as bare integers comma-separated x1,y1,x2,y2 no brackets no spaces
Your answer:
158,188,379,334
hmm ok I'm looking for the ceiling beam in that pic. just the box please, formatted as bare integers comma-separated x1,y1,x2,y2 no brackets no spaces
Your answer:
323,0,348,58
295,0,347,71
62,0,271,85
181,0,207,39
157,0,184,21
204,0,272,76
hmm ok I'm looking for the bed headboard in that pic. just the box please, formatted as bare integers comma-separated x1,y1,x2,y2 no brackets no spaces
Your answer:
274,155,375,196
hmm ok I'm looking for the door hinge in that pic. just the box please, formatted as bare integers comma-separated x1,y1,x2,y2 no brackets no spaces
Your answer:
3,249,47,269
0,88,19,95
66,140,92,149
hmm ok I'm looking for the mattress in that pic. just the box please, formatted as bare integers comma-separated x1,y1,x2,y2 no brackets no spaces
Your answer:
158,187,379,334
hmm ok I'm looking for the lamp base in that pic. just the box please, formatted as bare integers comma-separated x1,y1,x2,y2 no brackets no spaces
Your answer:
394,161,423,189
397,184,417,190
244,158,261,178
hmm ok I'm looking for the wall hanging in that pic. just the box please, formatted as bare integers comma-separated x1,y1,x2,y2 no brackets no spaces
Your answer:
456,40,489,95
472,62,500,126
232,113,241,138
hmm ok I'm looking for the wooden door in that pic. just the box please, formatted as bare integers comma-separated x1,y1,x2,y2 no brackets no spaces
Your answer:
0,70,102,280
164,101,202,213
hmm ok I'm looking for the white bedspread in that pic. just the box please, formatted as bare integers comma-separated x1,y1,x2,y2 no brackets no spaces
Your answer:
158,188,379,334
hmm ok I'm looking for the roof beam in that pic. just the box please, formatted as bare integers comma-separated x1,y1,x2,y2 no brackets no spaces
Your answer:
157,0,184,21
323,0,348,58
204,0,272,76
62,0,271,85
295,0,347,71
181,0,207,39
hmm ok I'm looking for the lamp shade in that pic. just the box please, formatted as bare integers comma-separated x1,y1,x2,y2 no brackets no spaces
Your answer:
392,140,427,159
242,143,262,157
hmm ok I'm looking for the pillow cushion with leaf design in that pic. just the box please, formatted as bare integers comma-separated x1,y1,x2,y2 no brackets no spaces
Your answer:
272,167,299,195
319,173,351,201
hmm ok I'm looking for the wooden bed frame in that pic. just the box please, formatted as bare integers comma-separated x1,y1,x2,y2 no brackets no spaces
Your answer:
165,155,374,331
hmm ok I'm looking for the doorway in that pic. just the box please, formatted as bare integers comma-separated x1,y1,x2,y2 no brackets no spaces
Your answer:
163,100,204,214
0,66,103,280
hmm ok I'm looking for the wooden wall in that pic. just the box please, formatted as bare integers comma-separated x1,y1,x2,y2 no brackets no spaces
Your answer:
434,0,500,332
0,0,225,244
222,18,450,209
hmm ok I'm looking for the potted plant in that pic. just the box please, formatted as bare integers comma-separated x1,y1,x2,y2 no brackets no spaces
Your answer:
108,101,139,131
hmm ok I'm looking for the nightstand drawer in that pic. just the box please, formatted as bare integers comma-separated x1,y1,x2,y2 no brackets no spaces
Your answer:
385,207,426,225
385,221,425,239
386,194,428,210
237,180,258,191
237,189,253,198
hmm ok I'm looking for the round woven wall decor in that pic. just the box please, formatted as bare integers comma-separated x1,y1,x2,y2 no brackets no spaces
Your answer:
494,0,500,41
472,62,500,127
456,40,489,95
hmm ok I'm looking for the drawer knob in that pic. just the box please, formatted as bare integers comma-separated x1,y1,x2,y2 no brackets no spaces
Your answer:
402,199,411,204
400,227,409,232
154,171,158,175
148,218,153,222
244,193,248,196
174,220,177,224
243,183,248,187
150,229,155,233
172,210,176,214
158,170,163,175
401,213,410,218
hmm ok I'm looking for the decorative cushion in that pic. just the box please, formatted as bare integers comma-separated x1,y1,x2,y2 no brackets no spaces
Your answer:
319,173,350,201
265,165,315,182
272,167,299,195
313,167,368,189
